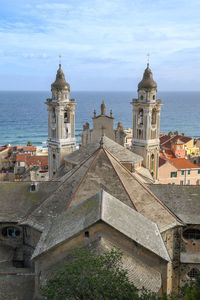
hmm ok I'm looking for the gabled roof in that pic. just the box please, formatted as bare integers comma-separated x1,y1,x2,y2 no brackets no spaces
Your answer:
148,185,200,224
64,136,142,166
32,190,170,262
24,143,180,232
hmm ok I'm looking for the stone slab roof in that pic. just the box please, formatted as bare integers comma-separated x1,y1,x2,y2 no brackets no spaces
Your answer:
148,185,200,224
99,239,162,293
32,190,169,262
0,181,60,223
64,135,143,165
24,145,180,232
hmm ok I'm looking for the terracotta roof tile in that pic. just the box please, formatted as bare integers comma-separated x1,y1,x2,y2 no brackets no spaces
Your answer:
160,135,192,149
169,158,199,170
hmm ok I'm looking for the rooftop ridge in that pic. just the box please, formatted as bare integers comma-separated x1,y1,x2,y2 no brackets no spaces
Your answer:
102,147,183,227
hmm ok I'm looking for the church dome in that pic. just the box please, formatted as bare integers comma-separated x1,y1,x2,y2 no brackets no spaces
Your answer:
51,64,70,91
138,64,157,90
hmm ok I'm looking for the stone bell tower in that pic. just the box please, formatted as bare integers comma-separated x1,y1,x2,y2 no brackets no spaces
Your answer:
131,63,162,180
46,64,76,179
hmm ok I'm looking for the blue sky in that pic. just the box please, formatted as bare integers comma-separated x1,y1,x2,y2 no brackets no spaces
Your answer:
0,0,200,91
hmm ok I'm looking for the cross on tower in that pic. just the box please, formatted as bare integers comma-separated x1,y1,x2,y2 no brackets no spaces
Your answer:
59,54,62,65
147,53,150,66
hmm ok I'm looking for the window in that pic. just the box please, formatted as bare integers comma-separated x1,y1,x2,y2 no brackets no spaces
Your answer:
30,184,36,192
2,227,20,238
84,231,90,238
64,111,68,123
198,169,200,174
183,228,200,240
170,172,177,178
188,170,191,175
180,181,183,185
153,95,155,100
151,109,157,125
53,154,56,159
181,170,184,175
138,109,143,125
187,268,200,280
140,95,143,100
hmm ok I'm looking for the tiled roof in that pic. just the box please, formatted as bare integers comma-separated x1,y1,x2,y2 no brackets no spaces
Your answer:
169,158,199,170
15,146,37,152
24,143,180,232
32,190,170,262
64,136,143,166
16,154,48,167
160,134,192,149
148,185,200,224
0,182,60,223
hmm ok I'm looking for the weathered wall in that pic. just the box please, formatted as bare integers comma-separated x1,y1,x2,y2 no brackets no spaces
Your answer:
34,221,167,298
0,272,35,300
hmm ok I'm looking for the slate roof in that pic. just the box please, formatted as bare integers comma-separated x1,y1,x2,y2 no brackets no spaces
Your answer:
0,181,60,223
24,144,180,232
32,190,169,262
148,185,200,224
64,135,143,166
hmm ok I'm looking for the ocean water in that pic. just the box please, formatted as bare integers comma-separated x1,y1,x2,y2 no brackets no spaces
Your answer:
0,91,199,146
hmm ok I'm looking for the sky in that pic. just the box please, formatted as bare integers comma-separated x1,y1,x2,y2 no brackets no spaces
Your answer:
0,0,200,91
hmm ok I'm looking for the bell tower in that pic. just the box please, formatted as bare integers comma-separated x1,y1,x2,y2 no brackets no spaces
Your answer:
46,64,76,179
131,63,161,180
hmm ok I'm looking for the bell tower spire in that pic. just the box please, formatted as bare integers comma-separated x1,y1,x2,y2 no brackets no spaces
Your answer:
131,63,162,180
46,64,76,179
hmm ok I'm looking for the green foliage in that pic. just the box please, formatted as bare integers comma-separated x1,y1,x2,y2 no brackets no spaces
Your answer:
41,248,200,300
41,248,141,300
179,276,200,300
27,141,32,146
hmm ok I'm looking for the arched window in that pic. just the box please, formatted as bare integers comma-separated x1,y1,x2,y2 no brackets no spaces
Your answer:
151,109,156,125
153,95,155,100
140,95,144,100
138,109,143,125
183,228,200,240
187,268,200,280
2,227,20,238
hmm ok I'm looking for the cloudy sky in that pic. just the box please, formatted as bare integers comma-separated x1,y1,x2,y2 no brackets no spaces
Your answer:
0,0,200,91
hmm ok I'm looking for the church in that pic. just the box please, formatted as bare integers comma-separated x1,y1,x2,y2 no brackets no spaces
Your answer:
0,63,200,299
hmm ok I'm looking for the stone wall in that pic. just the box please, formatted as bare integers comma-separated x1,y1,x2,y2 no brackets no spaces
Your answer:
0,272,35,300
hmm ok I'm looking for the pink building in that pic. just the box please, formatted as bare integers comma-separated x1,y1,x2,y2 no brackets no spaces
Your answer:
159,157,200,185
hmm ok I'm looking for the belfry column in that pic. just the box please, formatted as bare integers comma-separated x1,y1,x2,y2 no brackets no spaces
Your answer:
131,63,162,180
46,64,76,179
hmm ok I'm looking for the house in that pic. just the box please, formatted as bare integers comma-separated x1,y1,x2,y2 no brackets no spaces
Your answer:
159,157,200,185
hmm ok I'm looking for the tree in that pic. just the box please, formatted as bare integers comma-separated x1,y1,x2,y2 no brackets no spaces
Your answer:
179,275,200,300
41,248,142,300
27,141,32,146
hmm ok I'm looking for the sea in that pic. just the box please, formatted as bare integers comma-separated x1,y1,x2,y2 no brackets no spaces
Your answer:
0,91,199,146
